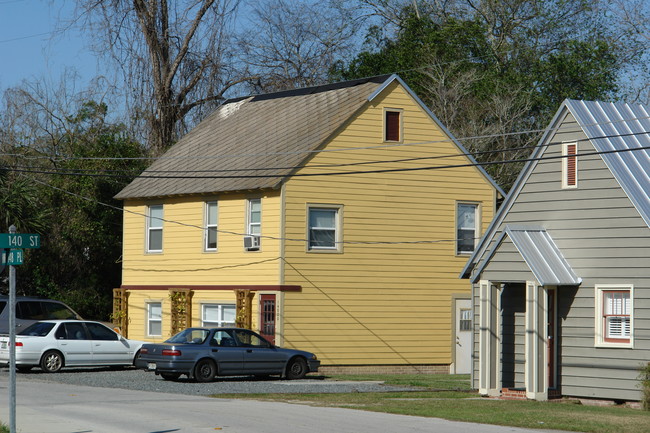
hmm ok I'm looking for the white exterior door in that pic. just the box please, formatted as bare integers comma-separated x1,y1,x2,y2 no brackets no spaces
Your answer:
454,298,472,374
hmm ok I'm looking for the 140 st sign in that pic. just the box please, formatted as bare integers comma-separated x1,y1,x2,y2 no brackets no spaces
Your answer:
0,234,40,249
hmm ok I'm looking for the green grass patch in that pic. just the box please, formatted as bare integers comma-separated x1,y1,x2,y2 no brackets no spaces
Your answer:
326,373,472,390
215,374,650,433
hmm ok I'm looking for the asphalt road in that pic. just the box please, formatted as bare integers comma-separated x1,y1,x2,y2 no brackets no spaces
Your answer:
0,368,565,433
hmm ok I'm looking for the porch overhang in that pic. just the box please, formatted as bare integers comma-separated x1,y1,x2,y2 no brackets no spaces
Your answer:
472,225,581,286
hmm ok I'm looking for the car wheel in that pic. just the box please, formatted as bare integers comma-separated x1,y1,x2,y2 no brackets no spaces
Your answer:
132,350,141,366
194,359,217,383
160,372,181,381
40,350,64,373
286,357,307,380
17,366,32,373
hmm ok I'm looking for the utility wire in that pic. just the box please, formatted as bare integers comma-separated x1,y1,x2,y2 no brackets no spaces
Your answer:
2,111,648,163
7,132,650,180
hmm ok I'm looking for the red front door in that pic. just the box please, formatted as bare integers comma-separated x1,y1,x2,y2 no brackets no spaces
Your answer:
547,290,556,389
260,294,276,345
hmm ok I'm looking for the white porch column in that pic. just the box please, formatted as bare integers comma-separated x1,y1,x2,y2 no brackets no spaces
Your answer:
525,281,548,401
478,280,500,396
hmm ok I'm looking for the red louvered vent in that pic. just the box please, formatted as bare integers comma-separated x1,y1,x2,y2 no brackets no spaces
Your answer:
385,111,400,141
566,143,577,186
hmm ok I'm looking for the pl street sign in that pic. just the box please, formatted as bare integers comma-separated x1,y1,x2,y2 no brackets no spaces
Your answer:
1,249,23,266
0,233,40,249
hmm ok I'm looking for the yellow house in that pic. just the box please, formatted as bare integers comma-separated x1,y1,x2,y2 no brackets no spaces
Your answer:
114,75,503,373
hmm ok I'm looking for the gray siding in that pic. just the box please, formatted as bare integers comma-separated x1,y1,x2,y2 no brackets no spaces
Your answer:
472,112,650,400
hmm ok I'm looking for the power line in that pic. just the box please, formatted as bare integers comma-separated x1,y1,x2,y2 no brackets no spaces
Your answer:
7,129,650,180
2,111,649,164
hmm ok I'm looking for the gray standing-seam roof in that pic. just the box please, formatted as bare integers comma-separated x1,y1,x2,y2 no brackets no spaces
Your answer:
116,74,503,200
461,99,650,280
565,100,650,227
472,226,581,286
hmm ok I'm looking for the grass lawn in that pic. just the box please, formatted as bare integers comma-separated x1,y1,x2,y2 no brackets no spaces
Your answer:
215,374,650,433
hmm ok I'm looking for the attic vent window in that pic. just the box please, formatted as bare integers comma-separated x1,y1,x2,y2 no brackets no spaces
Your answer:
384,109,402,142
562,142,578,188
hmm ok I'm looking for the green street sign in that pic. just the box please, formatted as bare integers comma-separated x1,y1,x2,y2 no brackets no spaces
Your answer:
0,233,40,249
1,249,23,265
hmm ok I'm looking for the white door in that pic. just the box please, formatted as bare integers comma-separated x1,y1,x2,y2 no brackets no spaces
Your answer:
86,322,133,364
55,322,93,366
454,298,472,374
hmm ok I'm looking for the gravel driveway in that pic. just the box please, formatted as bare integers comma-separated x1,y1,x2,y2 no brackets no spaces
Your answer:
0,366,415,395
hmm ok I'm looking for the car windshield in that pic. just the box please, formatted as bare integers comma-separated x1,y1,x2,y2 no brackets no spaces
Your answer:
165,328,210,344
19,322,56,337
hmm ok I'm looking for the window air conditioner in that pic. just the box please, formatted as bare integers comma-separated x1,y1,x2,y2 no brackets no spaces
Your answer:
243,235,260,250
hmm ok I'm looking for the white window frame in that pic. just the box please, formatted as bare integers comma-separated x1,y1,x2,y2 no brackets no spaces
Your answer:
595,285,633,348
201,303,236,327
146,302,162,337
204,201,218,252
562,142,578,189
384,108,403,142
146,204,163,253
307,204,343,252
246,198,261,250
456,202,479,255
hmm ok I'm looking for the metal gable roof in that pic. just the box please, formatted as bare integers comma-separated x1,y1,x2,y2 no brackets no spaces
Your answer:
564,100,650,227
461,99,650,281
472,226,581,286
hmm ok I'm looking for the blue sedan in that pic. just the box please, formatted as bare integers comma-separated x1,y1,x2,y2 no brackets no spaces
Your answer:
135,327,320,382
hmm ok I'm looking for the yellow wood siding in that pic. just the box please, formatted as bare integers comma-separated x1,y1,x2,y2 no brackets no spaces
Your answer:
281,81,496,365
122,191,281,285
119,81,498,363
121,191,280,340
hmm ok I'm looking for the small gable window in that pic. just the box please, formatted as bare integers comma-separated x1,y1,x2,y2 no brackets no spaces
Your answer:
384,109,402,142
562,142,578,188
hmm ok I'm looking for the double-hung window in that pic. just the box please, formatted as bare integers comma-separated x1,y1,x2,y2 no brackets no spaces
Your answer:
246,198,261,250
596,285,633,347
456,203,478,255
308,205,341,251
202,304,236,327
204,201,218,251
147,204,163,252
147,302,162,337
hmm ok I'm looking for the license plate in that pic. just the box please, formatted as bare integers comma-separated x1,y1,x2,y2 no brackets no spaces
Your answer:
147,363,156,371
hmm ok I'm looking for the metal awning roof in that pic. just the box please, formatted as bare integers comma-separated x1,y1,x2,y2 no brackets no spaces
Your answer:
472,226,581,286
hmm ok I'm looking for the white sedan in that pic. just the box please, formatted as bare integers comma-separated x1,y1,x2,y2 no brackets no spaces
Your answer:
0,320,145,372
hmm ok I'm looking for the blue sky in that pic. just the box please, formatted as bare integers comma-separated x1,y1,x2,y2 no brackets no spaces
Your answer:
0,0,97,93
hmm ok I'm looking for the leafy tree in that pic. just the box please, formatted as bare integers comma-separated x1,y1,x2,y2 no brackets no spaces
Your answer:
23,102,147,320
333,10,621,190
0,88,146,319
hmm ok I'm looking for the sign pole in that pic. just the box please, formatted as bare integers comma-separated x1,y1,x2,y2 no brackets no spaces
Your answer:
8,225,16,433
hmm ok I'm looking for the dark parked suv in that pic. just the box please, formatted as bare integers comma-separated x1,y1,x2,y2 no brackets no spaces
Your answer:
0,296,81,334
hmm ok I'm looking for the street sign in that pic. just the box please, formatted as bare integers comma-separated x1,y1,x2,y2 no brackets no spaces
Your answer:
1,250,23,266
0,233,40,249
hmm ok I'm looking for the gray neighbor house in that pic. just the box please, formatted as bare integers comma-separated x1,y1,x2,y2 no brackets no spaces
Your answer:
461,99,650,402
